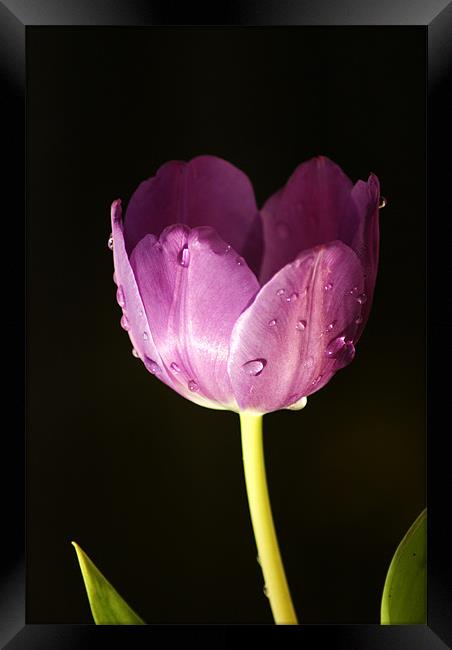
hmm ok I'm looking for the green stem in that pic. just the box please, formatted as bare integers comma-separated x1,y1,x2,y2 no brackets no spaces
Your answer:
239,412,298,625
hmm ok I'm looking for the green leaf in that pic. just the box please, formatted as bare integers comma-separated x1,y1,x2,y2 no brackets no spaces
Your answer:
381,509,426,624
72,541,145,624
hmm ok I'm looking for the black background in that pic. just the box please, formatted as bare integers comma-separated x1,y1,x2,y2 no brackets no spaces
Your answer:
27,26,425,624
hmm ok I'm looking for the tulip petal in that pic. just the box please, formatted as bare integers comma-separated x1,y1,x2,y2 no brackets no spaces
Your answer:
130,225,260,409
228,241,365,413
259,156,354,284
123,155,263,276
110,200,176,390
346,174,380,340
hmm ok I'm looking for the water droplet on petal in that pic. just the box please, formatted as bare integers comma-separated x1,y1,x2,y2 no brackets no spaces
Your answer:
242,358,267,376
325,320,337,332
311,373,324,386
356,293,367,305
324,282,333,291
116,285,126,307
287,395,308,411
132,348,139,358
276,288,285,296
170,362,181,374
144,357,161,374
296,319,307,331
286,292,298,303
379,196,387,209
276,221,290,239
268,319,277,327
326,336,355,368
179,245,190,267
340,341,356,367
225,244,231,254
326,336,346,357
120,314,130,331
350,286,359,295
236,256,243,266
107,234,113,250
188,379,199,391
143,331,148,341
330,338,356,368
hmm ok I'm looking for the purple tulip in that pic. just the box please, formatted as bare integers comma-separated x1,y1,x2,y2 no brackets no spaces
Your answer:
110,155,380,414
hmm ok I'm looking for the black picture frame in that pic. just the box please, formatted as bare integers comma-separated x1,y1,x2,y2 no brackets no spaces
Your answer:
1,1,451,648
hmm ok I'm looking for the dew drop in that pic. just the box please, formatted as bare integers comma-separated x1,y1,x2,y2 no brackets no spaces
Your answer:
188,379,199,391
144,357,161,374
276,288,285,296
327,337,356,368
132,348,139,358
242,358,267,376
311,374,324,386
276,221,290,239
120,314,130,331
179,245,190,267
170,362,181,374
326,336,346,357
116,285,126,307
268,319,277,327
349,286,359,295
379,196,387,209
356,293,367,304
325,320,337,332
107,234,113,250
225,244,231,254
286,292,298,303
138,309,143,317
296,319,307,331
341,342,356,367
236,256,243,266
324,282,333,291
286,395,308,411
143,331,148,341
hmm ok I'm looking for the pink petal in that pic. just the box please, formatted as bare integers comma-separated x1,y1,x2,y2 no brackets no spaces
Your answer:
346,174,380,340
130,224,260,409
110,200,176,389
228,241,365,413
123,155,263,276
259,156,354,284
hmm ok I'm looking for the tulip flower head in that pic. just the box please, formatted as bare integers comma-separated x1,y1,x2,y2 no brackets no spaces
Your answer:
74,156,382,625
110,155,380,415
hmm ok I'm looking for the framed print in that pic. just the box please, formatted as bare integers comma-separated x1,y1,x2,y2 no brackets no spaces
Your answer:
1,1,451,648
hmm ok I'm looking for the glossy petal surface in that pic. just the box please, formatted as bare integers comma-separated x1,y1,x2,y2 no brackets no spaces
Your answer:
130,225,260,408
259,156,354,283
110,200,175,390
345,174,380,339
228,241,365,413
124,155,263,276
